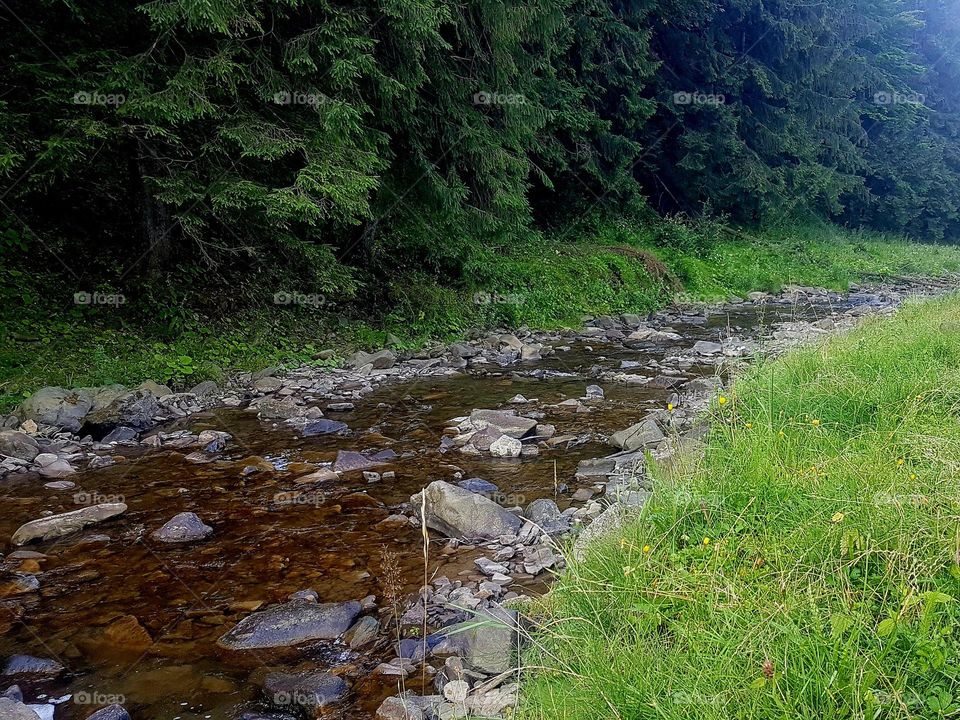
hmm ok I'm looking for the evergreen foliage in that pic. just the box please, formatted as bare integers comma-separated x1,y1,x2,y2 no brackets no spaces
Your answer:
1,0,958,296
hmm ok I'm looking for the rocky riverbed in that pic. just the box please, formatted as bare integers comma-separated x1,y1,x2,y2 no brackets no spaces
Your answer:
0,278,955,720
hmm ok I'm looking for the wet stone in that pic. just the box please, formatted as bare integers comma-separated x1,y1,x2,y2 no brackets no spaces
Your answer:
1,655,64,678
151,512,213,543
217,600,361,649
263,671,348,711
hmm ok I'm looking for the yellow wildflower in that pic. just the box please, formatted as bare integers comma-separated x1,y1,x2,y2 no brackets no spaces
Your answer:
642,545,651,553
831,511,844,523
811,419,821,427
718,396,728,406
702,537,711,546
897,458,905,466
667,402,674,412
745,422,753,429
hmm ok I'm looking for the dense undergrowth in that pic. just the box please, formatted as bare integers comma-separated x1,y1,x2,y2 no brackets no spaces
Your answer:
520,294,960,720
3,219,960,413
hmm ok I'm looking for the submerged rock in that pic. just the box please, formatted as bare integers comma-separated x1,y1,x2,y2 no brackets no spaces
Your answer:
11,503,127,545
412,481,522,539
1,655,64,677
217,600,361,649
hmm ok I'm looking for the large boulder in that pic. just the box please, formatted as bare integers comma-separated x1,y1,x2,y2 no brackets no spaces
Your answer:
11,503,127,545
345,349,396,371
0,431,39,462
18,387,93,432
468,410,537,439
412,481,522,539
82,390,160,437
217,600,361,650
608,418,665,451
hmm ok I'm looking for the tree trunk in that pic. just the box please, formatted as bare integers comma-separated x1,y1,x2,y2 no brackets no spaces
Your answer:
128,145,173,273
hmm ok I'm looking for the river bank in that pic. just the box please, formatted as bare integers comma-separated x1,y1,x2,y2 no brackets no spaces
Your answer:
518,291,960,720
6,222,960,416
0,277,956,720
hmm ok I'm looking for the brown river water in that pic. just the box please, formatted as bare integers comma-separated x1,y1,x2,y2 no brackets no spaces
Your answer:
0,300,867,719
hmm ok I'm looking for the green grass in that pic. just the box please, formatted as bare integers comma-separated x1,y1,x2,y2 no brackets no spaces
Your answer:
3,218,960,414
520,294,960,720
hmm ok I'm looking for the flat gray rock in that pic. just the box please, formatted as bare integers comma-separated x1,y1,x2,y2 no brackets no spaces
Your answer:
217,600,361,649
469,410,537,439
1,655,64,677
608,418,665,451
412,481,522,539
11,504,127,545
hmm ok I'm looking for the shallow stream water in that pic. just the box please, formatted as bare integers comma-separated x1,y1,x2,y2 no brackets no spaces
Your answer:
0,299,873,719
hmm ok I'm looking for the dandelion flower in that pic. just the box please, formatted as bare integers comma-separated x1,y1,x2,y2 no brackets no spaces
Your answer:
702,537,711,546
897,458,905,466
745,422,753,429
909,473,917,480
718,396,728,406
811,419,821,427
831,511,844,523
642,545,651,553
667,402,674,412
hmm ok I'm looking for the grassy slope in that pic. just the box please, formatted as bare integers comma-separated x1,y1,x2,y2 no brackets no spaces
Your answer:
2,220,960,412
520,294,960,720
